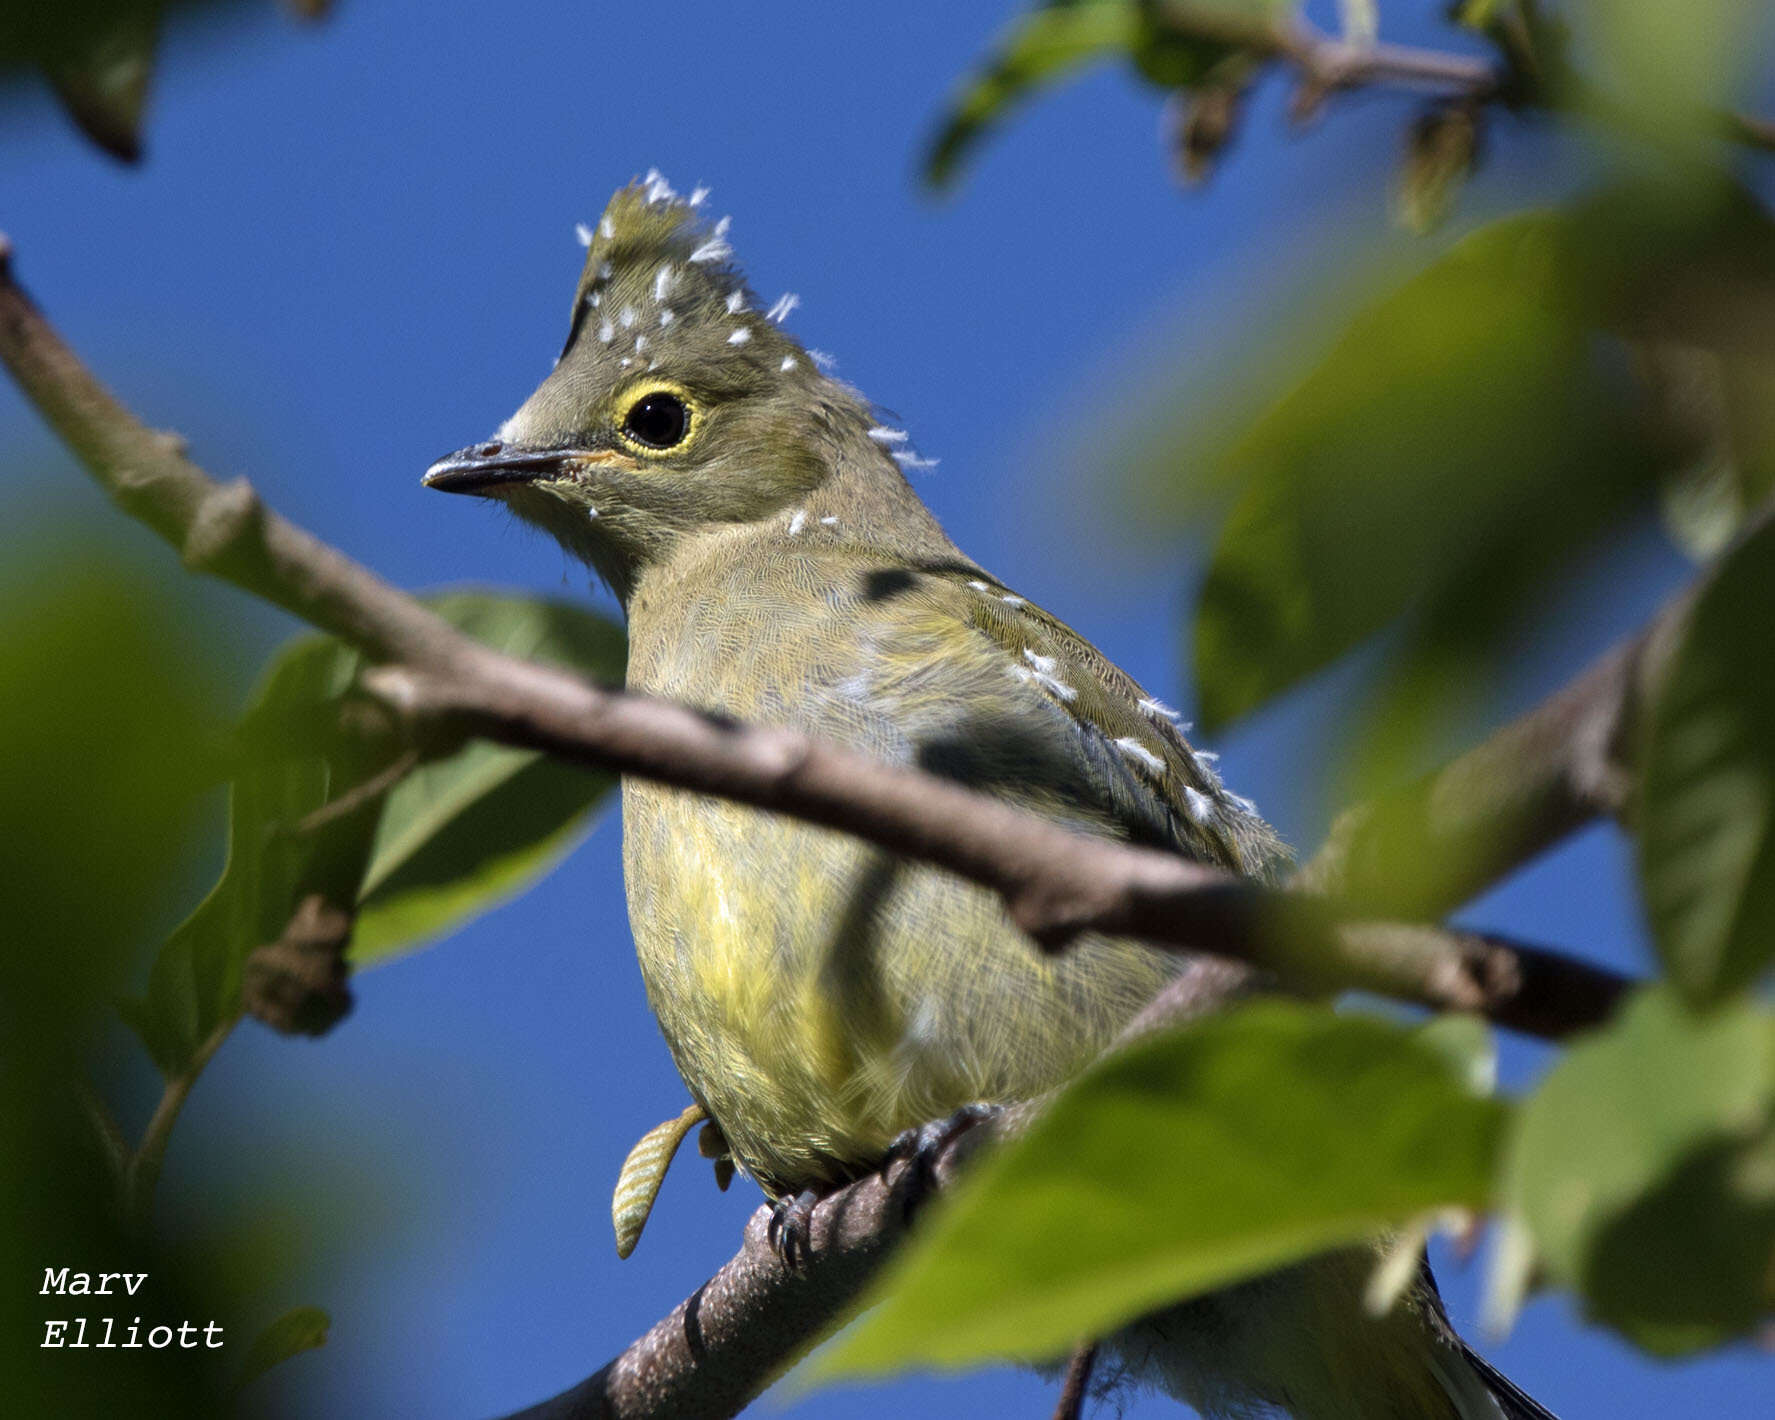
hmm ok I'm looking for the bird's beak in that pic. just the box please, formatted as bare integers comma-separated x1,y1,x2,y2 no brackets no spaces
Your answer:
422,441,587,495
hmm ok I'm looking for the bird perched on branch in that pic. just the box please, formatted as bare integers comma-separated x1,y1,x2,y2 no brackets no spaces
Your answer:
424,174,1553,1420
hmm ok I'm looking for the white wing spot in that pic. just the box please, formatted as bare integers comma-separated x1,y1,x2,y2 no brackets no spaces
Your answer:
780,355,798,371
766,292,800,323
659,309,675,326
1001,594,1026,607
1138,697,1183,724
892,451,938,470
599,216,615,240
787,509,807,536
1023,649,1057,674
688,185,711,207
809,349,836,370
820,515,839,526
575,222,594,247
598,320,615,343
868,426,910,445
728,327,752,345
1184,787,1217,825
620,307,638,329
654,265,677,302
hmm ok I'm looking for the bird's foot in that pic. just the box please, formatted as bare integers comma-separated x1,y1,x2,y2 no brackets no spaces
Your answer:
880,1101,1004,1219
767,1186,827,1271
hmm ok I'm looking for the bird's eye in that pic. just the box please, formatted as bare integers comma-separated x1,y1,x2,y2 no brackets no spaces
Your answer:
622,390,691,450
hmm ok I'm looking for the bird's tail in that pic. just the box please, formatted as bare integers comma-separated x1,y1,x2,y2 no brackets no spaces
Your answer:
1456,1341,1559,1420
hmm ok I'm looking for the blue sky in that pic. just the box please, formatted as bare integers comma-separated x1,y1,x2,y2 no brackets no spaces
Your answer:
3,1,1771,1416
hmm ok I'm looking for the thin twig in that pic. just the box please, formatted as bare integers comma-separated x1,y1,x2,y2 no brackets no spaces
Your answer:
291,746,421,836
123,1015,237,1232
74,1077,130,1187
1051,1342,1099,1420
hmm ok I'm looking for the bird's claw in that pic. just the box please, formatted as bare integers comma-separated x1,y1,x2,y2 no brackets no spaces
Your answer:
881,1101,1003,1219
767,1186,824,1270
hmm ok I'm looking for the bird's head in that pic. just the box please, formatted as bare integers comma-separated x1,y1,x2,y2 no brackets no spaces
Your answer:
424,174,893,599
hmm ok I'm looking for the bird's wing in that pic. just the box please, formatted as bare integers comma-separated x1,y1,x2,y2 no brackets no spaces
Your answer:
833,554,1288,879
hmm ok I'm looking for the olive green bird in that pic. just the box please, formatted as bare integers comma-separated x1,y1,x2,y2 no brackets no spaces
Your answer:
423,174,1554,1420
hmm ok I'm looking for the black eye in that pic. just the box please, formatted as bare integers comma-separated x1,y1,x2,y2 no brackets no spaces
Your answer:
622,391,690,449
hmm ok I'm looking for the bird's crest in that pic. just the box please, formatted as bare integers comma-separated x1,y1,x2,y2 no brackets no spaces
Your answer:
561,171,811,378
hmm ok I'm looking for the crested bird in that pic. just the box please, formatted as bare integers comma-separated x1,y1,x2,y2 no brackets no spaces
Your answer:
424,174,1554,1420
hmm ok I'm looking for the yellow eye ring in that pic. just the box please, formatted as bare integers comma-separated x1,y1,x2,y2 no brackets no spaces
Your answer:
616,381,698,457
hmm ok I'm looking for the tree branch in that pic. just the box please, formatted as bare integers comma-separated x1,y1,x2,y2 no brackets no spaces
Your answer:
1146,2,1775,153
0,235,1632,1045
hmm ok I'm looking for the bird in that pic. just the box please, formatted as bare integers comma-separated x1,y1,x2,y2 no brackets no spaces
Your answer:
422,173,1555,1420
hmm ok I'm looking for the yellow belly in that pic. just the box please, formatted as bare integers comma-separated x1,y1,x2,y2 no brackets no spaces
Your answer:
623,779,1175,1192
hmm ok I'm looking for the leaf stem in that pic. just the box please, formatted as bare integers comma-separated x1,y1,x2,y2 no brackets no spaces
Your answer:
124,1014,238,1232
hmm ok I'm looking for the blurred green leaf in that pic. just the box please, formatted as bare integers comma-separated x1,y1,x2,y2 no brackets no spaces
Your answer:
1638,517,1775,1001
925,0,1283,189
1192,208,1663,732
41,0,159,162
1650,349,1775,560
0,547,232,1416
927,1,1138,190
120,640,339,1076
816,1001,1503,1379
1502,987,1775,1353
235,1304,330,1390
133,589,625,1026
1182,182,1775,744
1581,0,1763,138
1413,1011,1497,1095
0,553,217,1037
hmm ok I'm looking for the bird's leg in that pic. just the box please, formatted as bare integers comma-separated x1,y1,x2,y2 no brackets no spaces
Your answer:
880,1101,1004,1219
767,1102,1004,1270
767,1187,827,1271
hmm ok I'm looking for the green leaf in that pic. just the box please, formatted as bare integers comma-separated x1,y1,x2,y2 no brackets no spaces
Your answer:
1639,518,1775,1001
1651,350,1775,561
924,1,1283,190
41,1,157,163
349,591,624,965
1501,988,1775,1353
121,640,340,1075
816,1000,1504,1380
0,548,217,1052
351,748,614,965
926,2,1140,190
126,588,622,1056
1584,0,1763,139
235,1305,330,1390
